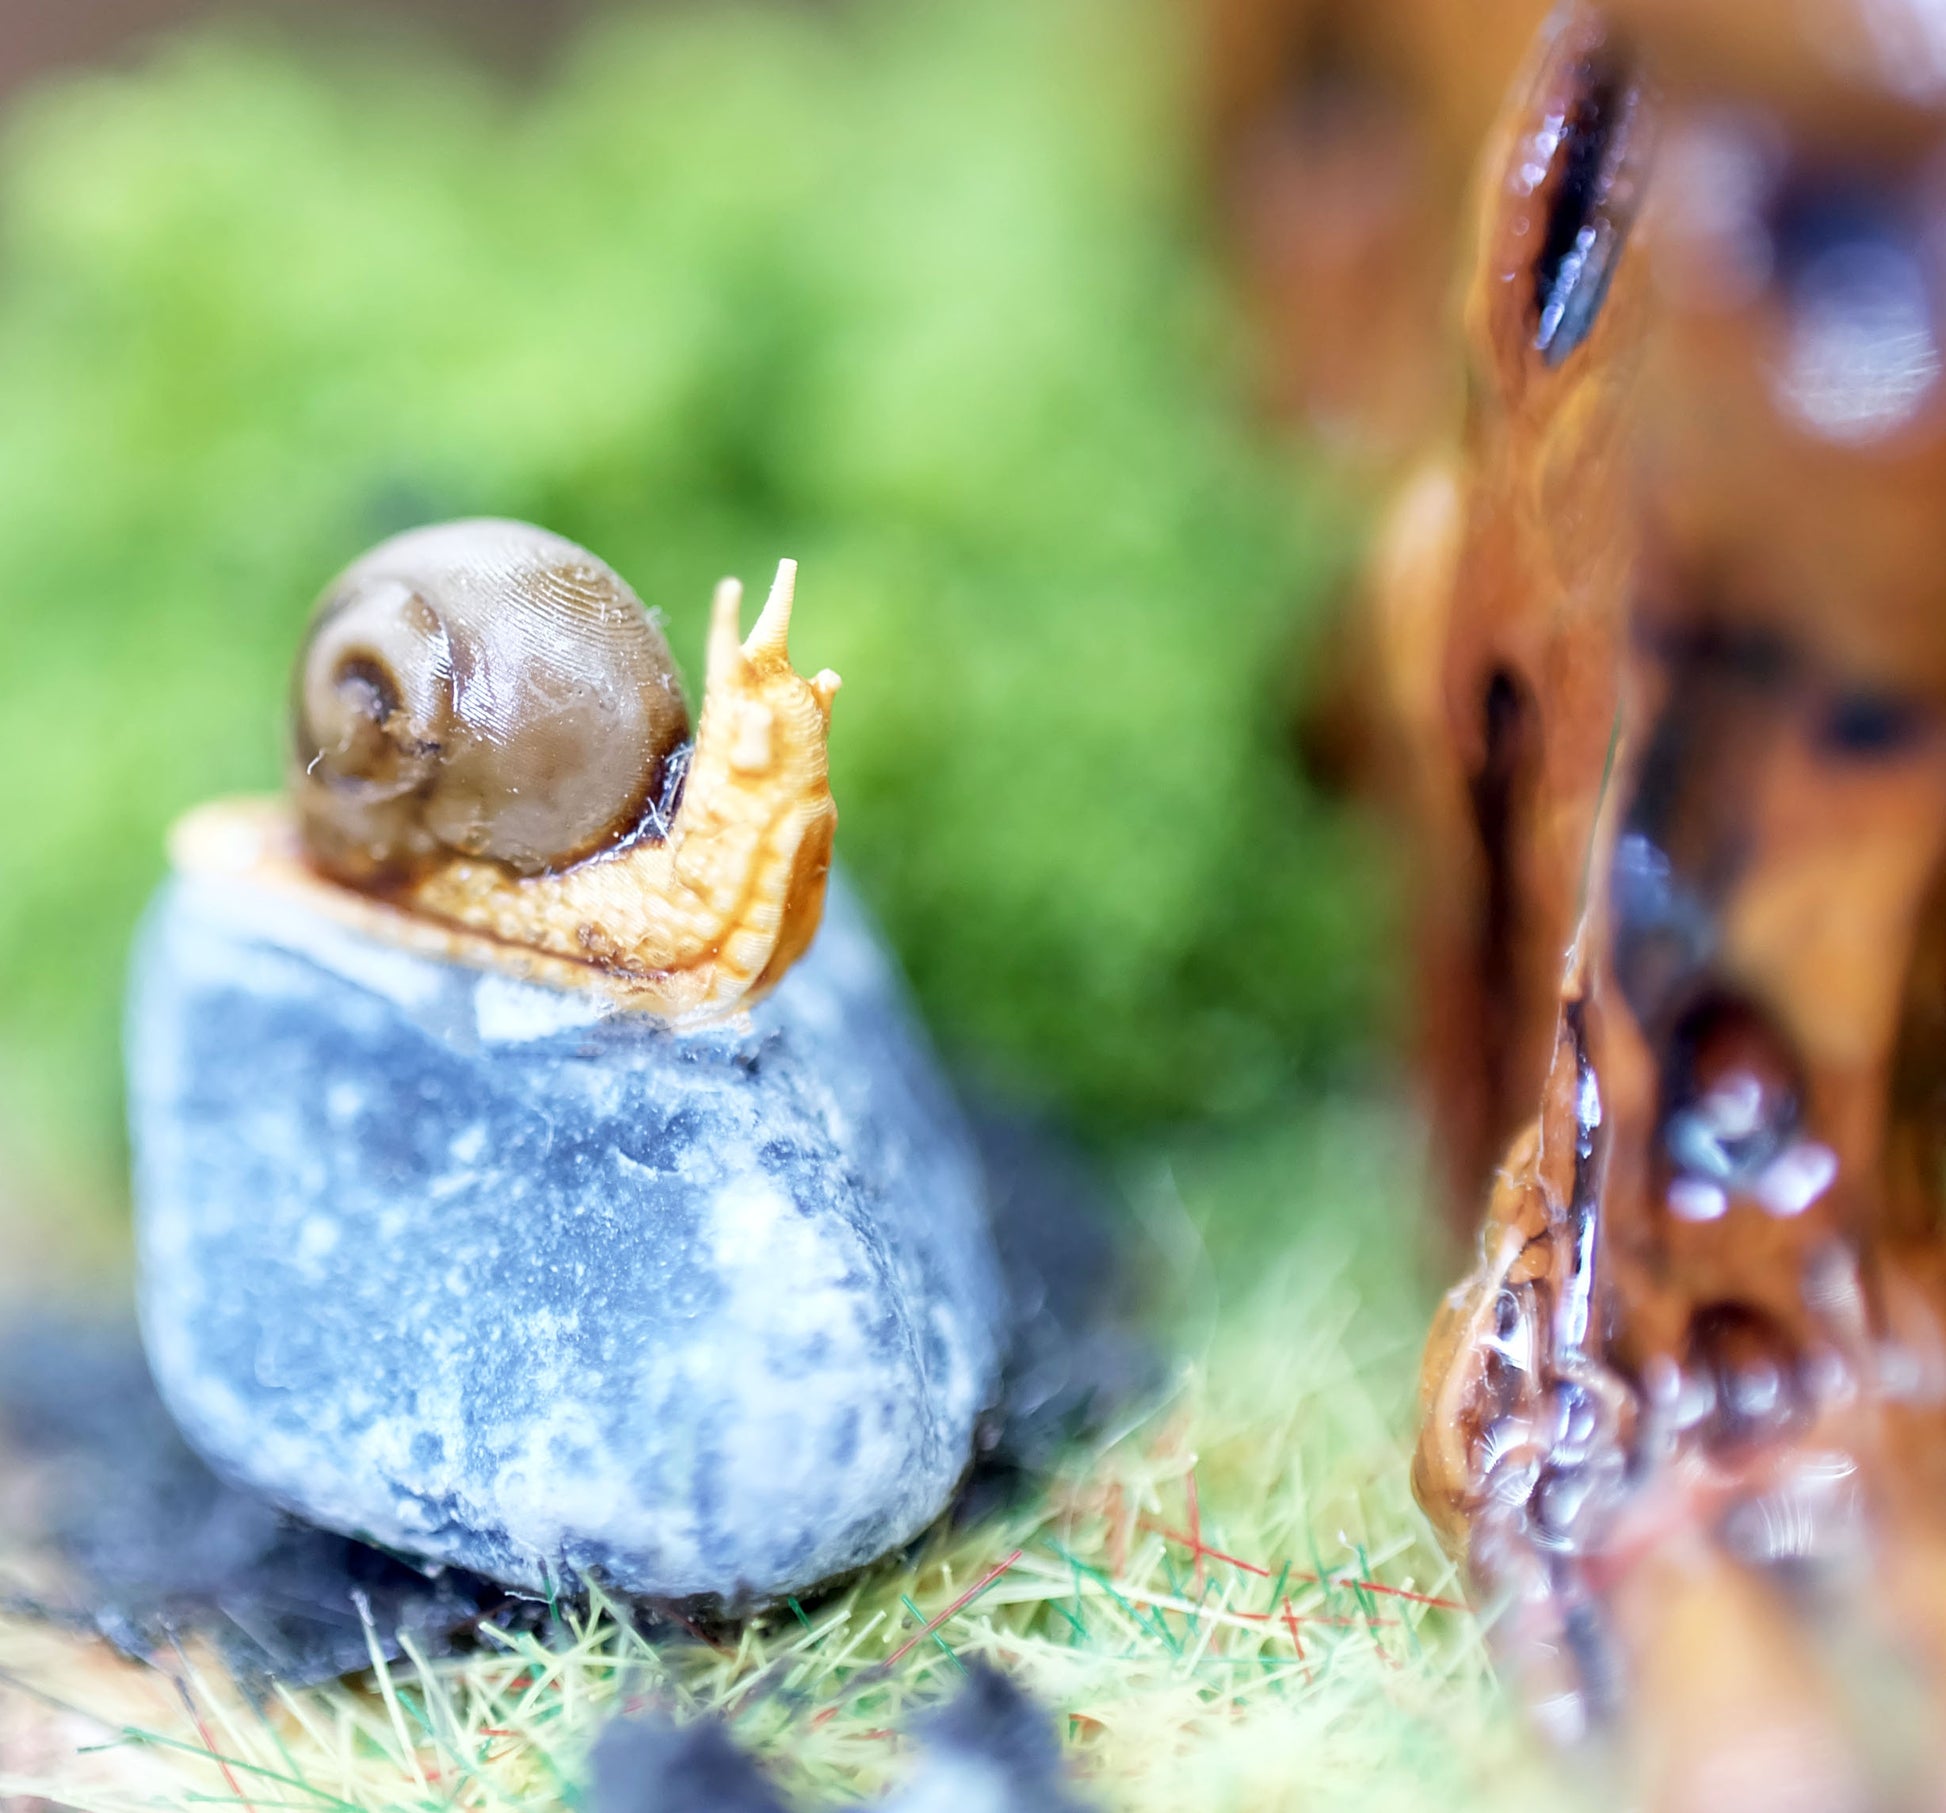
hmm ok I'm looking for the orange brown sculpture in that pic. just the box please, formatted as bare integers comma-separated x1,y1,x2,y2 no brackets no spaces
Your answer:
1367,5,1646,1220
1401,1,1946,1803
1206,0,1643,1220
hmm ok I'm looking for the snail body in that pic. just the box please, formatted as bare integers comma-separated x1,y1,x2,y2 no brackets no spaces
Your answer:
129,522,1005,1604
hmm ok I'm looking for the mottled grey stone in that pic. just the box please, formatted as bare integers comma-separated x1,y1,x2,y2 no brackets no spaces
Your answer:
587,1661,1093,1813
127,870,1006,1606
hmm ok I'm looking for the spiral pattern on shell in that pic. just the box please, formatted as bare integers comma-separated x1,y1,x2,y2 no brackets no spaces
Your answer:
292,520,691,884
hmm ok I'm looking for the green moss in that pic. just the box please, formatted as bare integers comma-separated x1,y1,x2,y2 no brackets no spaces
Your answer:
0,0,1391,1201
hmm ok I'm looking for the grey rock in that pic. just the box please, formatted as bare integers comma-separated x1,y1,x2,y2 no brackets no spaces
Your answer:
590,1716,784,1813
883,1661,1094,1813
128,870,1007,1606
586,1663,1093,1813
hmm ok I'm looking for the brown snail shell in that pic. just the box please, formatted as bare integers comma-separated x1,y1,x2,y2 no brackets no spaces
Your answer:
293,519,691,884
175,520,841,1024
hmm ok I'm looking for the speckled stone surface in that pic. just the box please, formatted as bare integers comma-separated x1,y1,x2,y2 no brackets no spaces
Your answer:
127,870,1006,1606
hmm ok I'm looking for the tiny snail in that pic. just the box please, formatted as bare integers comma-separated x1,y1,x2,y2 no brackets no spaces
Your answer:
174,519,842,1022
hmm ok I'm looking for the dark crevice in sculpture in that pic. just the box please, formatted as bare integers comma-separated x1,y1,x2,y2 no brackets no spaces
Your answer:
1610,625,1804,1032
1469,666,1541,1171
1886,859,1946,1239
1681,1301,1808,1456
1533,44,1641,364
1659,995,1803,1196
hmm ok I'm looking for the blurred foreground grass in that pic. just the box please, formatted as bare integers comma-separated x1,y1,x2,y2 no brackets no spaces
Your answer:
0,0,1394,1216
0,1105,1567,1813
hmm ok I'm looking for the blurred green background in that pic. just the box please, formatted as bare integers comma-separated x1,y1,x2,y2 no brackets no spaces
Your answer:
0,0,1395,1220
